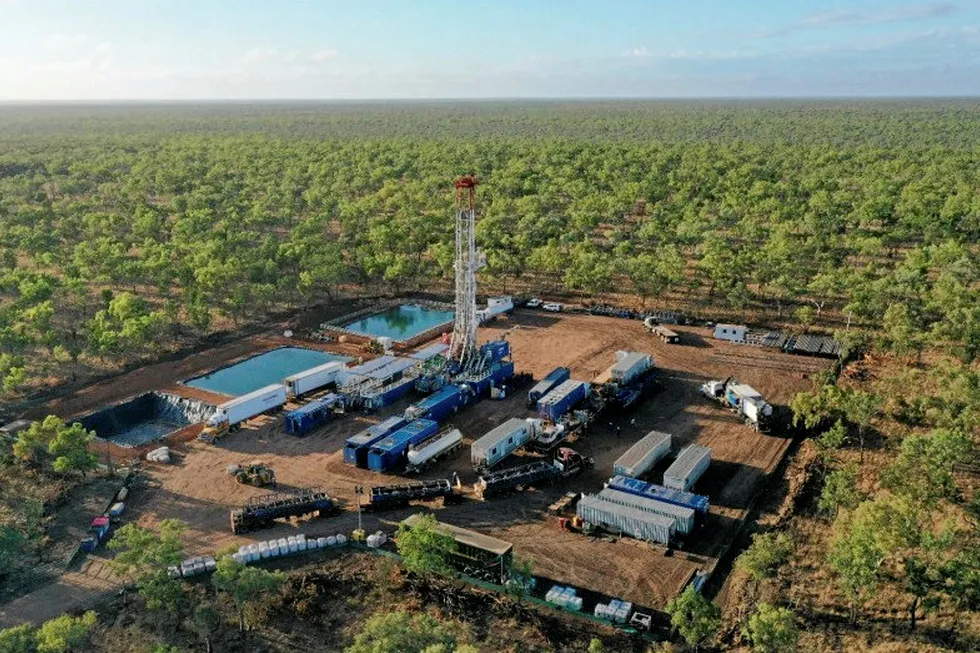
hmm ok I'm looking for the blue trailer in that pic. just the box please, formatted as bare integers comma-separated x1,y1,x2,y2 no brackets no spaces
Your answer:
527,367,571,405
362,376,416,411
606,475,710,515
367,419,439,472
404,385,467,422
537,380,590,421
343,416,408,467
462,361,515,398
284,394,343,436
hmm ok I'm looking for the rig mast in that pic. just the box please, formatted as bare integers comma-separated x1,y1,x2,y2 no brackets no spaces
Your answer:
449,175,484,370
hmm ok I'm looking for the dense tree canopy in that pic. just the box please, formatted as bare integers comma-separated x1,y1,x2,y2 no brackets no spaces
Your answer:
1,101,979,400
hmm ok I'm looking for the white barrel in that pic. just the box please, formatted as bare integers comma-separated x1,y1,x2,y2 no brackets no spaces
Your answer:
116,487,129,501
287,536,297,553
204,557,216,572
326,535,337,547
336,534,347,545
278,538,288,552
297,534,307,551
316,537,328,548
248,544,260,562
238,544,248,555
375,532,387,545
366,534,376,548
259,542,270,558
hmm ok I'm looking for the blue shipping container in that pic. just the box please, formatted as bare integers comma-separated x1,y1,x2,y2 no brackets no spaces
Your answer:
367,419,439,472
284,394,342,436
405,385,466,423
344,416,408,467
491,361,515,384
363,376,416,411
480,340,510,364
537,380,589,421
528,366,571,404
606,475,710,515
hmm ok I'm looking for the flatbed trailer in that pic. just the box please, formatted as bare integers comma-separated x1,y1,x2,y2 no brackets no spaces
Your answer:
366,478,458,510
230,487,339,534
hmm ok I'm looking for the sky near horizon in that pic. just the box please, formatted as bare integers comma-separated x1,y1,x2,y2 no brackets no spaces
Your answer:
0,1,978,100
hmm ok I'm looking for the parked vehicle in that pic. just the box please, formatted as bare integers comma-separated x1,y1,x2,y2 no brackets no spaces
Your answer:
542,302,563,312
366,479,458,510
526,298,543,308
643,318,680,343
227,462,276,487
537,379,590,421
230,487,339,534
700,377,774,431
199,384,287,443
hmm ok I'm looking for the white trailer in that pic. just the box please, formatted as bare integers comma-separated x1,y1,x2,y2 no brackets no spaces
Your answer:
406,428,463,473
598,487,696,534
200,384,287,443
283,361,346,398
471,418,534,471
610,351,653,384
663,444,711,492
613,430,672,478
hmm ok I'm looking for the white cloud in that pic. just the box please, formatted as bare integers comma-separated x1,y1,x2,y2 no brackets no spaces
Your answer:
241,47,280,64
43,33,91,52
310,49,338,62
623,46,653,58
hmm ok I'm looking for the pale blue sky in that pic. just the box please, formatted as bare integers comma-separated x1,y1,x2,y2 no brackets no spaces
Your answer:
0,0,978,99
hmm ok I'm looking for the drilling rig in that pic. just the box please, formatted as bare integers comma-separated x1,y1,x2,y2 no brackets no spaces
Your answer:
449,175,485,372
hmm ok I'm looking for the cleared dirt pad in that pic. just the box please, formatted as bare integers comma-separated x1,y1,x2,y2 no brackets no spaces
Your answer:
69,309,830,611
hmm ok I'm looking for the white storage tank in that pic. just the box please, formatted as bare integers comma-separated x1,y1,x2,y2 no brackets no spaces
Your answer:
663,444,711,492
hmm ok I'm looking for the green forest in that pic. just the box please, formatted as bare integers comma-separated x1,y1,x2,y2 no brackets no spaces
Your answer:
1,100,979,401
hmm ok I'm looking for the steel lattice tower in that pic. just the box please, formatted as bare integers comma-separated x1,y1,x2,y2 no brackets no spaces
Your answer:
449,176,483,370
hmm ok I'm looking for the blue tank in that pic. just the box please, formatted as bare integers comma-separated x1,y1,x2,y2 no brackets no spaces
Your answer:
343,416,408,467
606,475,710,515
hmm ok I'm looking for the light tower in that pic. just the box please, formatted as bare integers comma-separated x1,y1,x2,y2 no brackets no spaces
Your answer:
449,175,484,370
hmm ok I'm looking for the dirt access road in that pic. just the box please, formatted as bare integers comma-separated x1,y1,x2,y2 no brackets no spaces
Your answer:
110,309,828,611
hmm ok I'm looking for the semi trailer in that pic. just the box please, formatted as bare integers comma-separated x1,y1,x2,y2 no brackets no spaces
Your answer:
199,384,287,443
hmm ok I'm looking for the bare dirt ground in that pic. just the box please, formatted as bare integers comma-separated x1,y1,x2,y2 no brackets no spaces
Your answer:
8,308,830,623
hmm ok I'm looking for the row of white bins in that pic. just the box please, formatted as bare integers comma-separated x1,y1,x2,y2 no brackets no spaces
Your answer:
546,585,583,611
176,556,217,578
663,444,712,492
576,494,676,545
613,430,672,478
598,487,696,535
366,531,388,548
594,599,633,623
231,533,348,565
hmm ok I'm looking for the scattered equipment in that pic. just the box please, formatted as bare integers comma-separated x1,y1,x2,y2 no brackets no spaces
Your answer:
700,377,774,432
226,462,276,487
475,447,593,499
200,384,287,443
230,487,338,534
663,444,711,492
613,430,672,478
145,445,172,464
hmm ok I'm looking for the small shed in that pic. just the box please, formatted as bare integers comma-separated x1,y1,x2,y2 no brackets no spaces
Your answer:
713,324,747,343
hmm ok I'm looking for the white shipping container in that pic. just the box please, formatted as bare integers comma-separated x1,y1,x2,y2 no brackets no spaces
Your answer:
218,384,288,426
613,430,672,478
610,352,653,384
284,361,346,397
471,418,533,469
598,487,696,534
663,444,711,491
576,495,675,545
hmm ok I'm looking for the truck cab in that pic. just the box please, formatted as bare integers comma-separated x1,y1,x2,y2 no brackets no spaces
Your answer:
200,411,230,442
